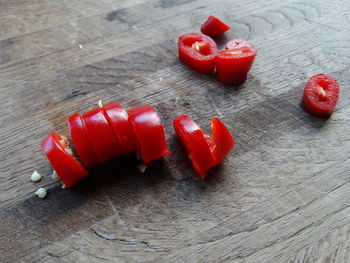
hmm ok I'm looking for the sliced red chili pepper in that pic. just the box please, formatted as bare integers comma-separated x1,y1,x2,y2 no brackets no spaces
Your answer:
68,113,99,167
211,118,235,163
102,102,139,155
174,115,234,178
128,105,171,164
201,15,230,37
178,32,218,74
82,107,122,163
41,132,88,187
216,43,257,85
174,115,216,178
303,73,339,117
225,39,254,50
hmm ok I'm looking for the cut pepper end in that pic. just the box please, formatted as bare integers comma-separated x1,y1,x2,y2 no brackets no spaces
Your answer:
303,73,339,117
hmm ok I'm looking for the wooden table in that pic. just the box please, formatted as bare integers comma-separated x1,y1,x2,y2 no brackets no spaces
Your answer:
1,0,349,262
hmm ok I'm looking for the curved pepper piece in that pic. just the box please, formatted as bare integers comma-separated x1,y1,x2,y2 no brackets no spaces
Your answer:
201,15,230,37
178,32,218,74
102,102,139,155
211,118,235,164
41,132,88,187
82,107,122,163
217,40,257,85
173,115,234,178
303,73,339,117
174,115,216,177
68,113,99,167
128,105,171,164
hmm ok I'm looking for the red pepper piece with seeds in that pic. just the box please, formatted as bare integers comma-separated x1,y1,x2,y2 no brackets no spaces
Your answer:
303,73,339,117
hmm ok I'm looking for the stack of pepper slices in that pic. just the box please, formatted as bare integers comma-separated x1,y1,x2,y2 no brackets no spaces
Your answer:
41,102,234,187
41,16,340,188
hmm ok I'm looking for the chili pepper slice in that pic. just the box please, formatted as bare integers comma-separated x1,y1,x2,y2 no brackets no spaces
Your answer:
211,118,235,163
102,102,139,155
303,73,339,117
68,113,99,167
178,32,218,74
41,132,88,187
173,115,234,178
216,43,257,85
174,115,216,177
201,15,230,37
82,107,122,163
128,105,171,164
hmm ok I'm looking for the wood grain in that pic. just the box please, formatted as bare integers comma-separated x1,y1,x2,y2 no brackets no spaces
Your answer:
287,221,350,263
1,0,350,262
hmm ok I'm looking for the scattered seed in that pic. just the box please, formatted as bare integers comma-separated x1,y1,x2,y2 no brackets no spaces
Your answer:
35,187,47,198
31,170,42,182
137,163,147,173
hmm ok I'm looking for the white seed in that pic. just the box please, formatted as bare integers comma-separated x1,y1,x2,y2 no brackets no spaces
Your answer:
62,184,66,189
98,99,103,108
78,44,84,50
51,170,59,180
319,88,327,97
195,43,200,51
193,41,202,52
35,188,47,198
137,164,147,173
31,170,42,182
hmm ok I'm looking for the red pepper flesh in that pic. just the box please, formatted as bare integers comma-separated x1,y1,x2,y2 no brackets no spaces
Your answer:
178,32,218,74
211,118,235,163
174,115,216,177
216,43,257,85
173,115,234,178
201,15,230,37
128,105,171,164
303,73,339,117
102,102,139,155
41,132,88,187
68,113,99,167
82,107,122,163
225,39,254,50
